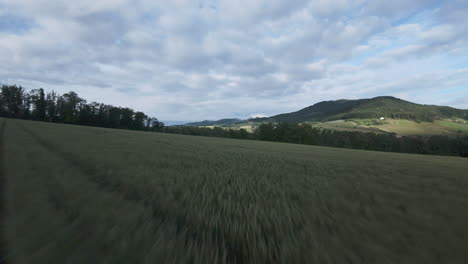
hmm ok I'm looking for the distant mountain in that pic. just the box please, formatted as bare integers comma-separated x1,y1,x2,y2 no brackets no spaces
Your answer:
270,96,468,123
184,118,245,126
162,120,193,126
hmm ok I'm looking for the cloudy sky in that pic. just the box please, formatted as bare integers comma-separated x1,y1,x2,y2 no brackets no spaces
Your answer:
0,0,467,121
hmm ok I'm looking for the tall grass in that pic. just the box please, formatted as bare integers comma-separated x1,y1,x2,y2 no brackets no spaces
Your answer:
2,118,468,263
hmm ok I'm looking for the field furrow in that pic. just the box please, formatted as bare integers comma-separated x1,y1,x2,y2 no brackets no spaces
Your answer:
16,122,305,263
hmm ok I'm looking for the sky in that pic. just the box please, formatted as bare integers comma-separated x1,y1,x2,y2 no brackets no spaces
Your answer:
0,0,467,121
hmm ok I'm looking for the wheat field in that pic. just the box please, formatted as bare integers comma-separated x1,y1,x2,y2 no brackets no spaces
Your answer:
1,118,468,263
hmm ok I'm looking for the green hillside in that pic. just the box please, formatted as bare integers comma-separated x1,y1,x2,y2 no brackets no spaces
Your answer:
272,98,367,123
271,96,468,123
2,118,468,263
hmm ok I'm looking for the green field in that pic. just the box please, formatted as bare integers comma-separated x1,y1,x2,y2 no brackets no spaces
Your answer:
1,118,468,263
300,118,468,137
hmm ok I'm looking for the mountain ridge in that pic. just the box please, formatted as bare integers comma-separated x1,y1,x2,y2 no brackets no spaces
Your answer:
271,96,467,123
184,118,244,126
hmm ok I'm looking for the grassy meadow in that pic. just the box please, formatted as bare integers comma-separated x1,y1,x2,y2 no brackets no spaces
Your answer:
1,118,468,263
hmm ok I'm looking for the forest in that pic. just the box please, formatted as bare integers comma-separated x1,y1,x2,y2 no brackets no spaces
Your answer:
163,123,468,157
1,84,467,157
0,85,164,131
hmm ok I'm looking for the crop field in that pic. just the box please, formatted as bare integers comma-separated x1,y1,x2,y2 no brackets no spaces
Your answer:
1,118,468,263
305,118,468,137
309,120,385,134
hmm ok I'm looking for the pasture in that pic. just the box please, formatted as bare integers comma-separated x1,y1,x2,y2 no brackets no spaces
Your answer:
1,118,468,263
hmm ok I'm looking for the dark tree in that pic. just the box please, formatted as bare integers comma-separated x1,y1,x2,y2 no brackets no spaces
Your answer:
120,108,134,129
133,112,147,130
1,85,28,118
57,91,85,124
30,88,47,121
45,91,59,122
108,106,121,128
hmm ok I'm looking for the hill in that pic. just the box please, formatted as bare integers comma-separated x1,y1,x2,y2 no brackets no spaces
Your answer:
2,118,468,263
270,96,468,123
184,118,244,126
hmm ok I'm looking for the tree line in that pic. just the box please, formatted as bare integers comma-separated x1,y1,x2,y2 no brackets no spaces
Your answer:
0,85,164,131
163,123,468,157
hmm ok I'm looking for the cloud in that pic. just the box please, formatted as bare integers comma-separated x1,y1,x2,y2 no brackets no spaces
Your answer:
0,0,467,121
218,0,309,25
361,0,439,18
